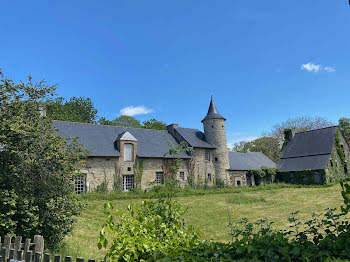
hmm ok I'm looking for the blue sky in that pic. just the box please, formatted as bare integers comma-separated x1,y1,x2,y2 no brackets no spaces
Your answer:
1,1,349,148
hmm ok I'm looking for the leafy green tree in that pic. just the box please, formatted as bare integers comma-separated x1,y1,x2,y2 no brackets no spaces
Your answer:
232,141,251,152
339,118,350,144
233,137,280,162
0,72,86,248
46,96,98,123
248,137,280,163
143,118,167,130
98,115,142,128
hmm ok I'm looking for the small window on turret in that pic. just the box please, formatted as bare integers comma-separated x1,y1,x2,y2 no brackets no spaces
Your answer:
215,157,218,162
205,151,210,161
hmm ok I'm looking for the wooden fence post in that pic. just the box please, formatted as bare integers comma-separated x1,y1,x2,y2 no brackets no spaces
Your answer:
54,254,61,262
1,247,8,262
26,251,33,262
34,252,42,262
16,250,23,261
44,253,51,262
34,236,44,255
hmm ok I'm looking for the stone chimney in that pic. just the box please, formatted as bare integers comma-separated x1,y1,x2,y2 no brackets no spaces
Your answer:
284,128,295,142
166,124,179,135
38,104,46,117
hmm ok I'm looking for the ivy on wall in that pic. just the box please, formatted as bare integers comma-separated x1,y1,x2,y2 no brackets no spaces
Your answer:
133,159,144,189
335,129,345,164
248,166,277,185
113,163,122,191
276,170,323,185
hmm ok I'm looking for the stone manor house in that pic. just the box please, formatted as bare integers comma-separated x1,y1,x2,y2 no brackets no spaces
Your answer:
53,97,276,193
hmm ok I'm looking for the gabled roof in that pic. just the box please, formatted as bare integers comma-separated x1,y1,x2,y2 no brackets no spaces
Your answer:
229,151,276,171
175,128,216,149
278,126,338,172
202,96,226,122
53,121,190,158
116,131,138,142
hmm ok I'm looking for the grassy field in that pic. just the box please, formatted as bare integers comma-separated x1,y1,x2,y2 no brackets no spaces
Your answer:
57,184,345,260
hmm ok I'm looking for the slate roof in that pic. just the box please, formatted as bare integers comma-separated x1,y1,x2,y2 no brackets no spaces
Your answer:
53,121,191,158
278,126,338,172
228,151,276,171
175,128,216,149
202,96,226,122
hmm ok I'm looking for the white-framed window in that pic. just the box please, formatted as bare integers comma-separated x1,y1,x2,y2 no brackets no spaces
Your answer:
205,150,210,161
207,173,212,182
180,171,185,180
124,143,134,162
155,172,164,185
123,175,134,191
75,175,87,194
235,179,242,187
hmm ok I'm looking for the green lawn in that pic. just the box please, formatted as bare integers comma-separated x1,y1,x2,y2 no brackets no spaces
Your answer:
57,184,345,260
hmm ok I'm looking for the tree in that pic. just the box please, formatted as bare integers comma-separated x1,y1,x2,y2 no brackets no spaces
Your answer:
0,72,86,248
339,118,350,144
143,118,167,130
232,141,251,152
98,115,142,128
232,137,280,162
247,137,281,163
268,116,334,144
46,96,98,123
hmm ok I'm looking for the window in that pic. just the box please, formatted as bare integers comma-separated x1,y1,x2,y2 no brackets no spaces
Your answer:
207,173,212,182
330,160,333,167
127,167,132,171
123,175,134,191
180,172,185,180
75,175,87,194
124,143,134,161
205,150,210,161
236,180,242,186
215,157,218,162
155,172,164,185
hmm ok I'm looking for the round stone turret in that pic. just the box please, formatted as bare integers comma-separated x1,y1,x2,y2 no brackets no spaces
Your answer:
202,96,230,184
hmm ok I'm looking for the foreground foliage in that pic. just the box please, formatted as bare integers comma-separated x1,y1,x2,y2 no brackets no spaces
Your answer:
98,179,350,261
0,72,86,248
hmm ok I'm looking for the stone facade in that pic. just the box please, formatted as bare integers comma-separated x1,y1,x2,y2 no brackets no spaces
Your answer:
227,170,248,187
74,98,254,192
80,157,117,192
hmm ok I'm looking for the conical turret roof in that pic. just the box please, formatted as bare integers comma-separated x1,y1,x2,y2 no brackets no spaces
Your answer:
201,96,226,122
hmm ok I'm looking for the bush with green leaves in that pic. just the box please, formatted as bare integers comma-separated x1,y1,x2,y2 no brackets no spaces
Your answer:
0,71,86,248
248,166,277,185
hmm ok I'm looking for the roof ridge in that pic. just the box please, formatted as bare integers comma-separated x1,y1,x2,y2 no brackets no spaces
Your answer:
295,125,338,135
53,120,170,132
280,152,331,159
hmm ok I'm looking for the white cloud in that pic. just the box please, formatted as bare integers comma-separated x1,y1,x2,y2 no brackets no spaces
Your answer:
120,106,154,116
301,62,322,72
301,62,336,73
324,66,336,72
227,136,258,149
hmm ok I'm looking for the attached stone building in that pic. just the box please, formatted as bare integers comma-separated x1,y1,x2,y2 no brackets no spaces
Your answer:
277,126,350,184
53,97,276,193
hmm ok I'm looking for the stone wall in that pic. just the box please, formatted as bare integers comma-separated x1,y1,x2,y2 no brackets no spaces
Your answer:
191,148,216,187
140,157,189,189
227,170,248,186
81,156,118,191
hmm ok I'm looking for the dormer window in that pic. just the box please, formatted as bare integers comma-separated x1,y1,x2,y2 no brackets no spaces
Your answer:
124,143,134,162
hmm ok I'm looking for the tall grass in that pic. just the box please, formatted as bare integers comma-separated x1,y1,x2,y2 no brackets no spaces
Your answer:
79,182,337,201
